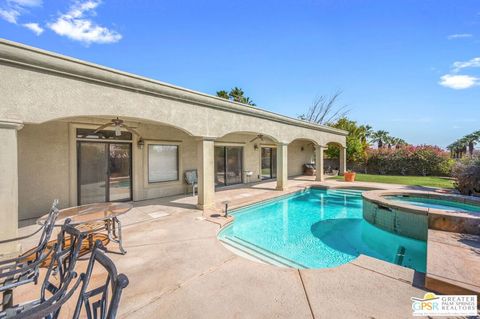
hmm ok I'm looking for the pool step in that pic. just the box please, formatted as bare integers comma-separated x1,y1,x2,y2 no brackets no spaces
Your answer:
328,190,363,197
220,236,307,269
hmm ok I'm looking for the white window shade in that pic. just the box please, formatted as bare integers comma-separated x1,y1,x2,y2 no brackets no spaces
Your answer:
148,145,179,182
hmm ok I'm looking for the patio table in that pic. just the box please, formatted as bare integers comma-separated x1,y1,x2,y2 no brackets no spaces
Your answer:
37,202,132,255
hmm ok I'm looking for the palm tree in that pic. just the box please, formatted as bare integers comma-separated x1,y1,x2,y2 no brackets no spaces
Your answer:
464,132,480,156
241,96,256,106
229,87,245,103
216,90,229,99
216,87,255,106
371,130,390,148
394,138,408,149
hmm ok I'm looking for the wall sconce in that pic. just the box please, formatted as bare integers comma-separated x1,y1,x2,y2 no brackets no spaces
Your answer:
137,138,145,149
254,144,258,151
300,146,304,152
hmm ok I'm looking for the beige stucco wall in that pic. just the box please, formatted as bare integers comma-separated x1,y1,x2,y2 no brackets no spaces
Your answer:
18,122,70,221
0,39,347,148
17,121,319,221
1,39,347,227
288,140,315,176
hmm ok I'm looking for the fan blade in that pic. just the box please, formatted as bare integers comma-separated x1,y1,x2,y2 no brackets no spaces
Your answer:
92,122,114,134
120,124,141,137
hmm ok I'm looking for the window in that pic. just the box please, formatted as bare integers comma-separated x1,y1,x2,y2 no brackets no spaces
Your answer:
76,128,132,141
148,144,179,183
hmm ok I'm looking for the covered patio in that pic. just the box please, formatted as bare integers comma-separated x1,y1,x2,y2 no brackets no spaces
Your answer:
0,39,348,257
11,177,425,318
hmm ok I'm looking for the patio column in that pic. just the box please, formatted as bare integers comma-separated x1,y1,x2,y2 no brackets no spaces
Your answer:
339,145,347,175
315,146,325,181
196,137,215,210
0,119,23,255
276,143,288,191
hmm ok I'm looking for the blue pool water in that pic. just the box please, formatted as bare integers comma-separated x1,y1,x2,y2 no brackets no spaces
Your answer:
218,189,426,272
385,195,480,214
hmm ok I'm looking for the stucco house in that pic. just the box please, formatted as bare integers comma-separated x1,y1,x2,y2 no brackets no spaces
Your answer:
0,39,347,253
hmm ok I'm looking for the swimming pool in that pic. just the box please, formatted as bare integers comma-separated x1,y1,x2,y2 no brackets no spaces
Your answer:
218,188,426,272
385,195,480,213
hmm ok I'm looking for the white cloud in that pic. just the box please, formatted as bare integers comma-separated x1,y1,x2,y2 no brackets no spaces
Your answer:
23,22,43,35
0,0,41,24
452,57,480,72
447,33,473,40
0,7,19,23
439,74,479,89
48,0,122,45
9,0,42,6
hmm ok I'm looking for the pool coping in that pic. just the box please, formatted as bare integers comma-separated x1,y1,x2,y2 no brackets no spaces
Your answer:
362,189,480,219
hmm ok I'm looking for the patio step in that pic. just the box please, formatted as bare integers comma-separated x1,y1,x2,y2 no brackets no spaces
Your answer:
425,230,480,297
220,236,307,269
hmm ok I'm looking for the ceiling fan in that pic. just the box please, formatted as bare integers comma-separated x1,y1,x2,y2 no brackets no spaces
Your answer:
249,134,264,143
93,117,140,137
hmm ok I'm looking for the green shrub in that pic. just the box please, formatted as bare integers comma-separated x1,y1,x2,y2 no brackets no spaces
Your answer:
452,157,480,195
365,145,453,176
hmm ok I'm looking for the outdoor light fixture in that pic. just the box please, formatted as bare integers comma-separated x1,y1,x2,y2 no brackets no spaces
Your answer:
254,144,259,150
137,138,145,149
301,146,304,151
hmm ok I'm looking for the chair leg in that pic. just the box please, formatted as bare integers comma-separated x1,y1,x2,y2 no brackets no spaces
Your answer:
2,289,13,310
114,217,126,255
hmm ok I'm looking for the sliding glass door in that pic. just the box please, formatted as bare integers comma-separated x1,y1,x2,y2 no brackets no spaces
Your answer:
261,147,277,180
215,146,243,187
77,142,132,205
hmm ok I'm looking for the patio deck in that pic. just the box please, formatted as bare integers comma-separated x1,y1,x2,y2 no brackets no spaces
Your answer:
13,177,430,318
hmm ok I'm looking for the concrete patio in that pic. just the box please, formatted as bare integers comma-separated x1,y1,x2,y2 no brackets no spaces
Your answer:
9,177,437,318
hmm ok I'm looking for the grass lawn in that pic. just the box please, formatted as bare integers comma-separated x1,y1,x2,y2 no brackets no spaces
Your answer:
330,173,455,189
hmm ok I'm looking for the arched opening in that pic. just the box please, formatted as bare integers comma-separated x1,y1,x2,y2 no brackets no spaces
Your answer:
287,138,318,177
17,115,198,223
324,142,346,177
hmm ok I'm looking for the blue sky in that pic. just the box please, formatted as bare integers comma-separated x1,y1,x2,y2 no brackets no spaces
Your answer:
1,0,479,147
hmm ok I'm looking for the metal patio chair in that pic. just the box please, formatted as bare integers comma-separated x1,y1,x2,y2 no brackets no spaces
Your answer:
0,200,60,309
73,241,129,319
0,219,86,318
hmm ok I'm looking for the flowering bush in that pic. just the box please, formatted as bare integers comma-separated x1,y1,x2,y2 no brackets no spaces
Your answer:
366,145,454,176
452,157,480,195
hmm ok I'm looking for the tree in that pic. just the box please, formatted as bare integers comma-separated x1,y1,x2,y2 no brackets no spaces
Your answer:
325,117,370,162
298,91,349,125
371,130,390,148
447,130,480,158
216,87,256,106
216,90,229,99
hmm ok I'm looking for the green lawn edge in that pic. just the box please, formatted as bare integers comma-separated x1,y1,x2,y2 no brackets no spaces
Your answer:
330,173,454,189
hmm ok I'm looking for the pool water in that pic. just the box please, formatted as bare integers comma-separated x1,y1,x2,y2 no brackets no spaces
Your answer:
386,195,480,213
218,189,426,272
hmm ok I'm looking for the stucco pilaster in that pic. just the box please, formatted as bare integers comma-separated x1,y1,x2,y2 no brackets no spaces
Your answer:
0,119,23,255
196,137,215,210
276,143,288,191
315,146,325,182
339,146,347,175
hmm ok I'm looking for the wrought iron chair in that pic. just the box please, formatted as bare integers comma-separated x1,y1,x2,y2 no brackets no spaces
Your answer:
73,240,129,319
0,219,86,318
0,200,60,308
